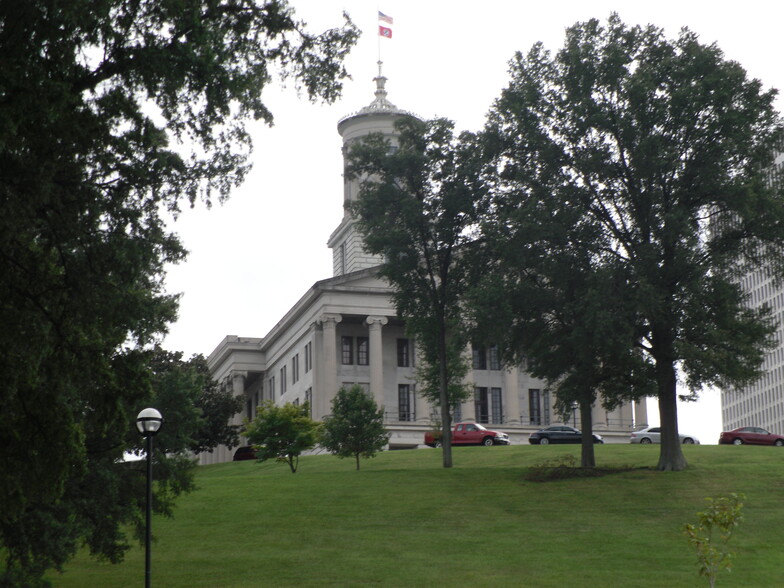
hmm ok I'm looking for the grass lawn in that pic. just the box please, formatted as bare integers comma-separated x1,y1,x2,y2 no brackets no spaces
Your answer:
50,444,784,587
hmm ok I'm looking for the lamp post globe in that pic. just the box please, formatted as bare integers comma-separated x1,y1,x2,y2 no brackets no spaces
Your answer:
136,407,163,436
137,407,163,588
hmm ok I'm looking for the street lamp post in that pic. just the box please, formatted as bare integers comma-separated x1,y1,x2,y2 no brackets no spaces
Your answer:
136,408,163,588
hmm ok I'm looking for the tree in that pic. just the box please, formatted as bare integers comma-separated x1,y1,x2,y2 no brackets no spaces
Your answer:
0,347,239,587
346,117,484,468
145,349,244,455
482,14,784,471
321,385,391,470
244,401,319,473
0,1,357,583
683,493,746,587
470,156,655,467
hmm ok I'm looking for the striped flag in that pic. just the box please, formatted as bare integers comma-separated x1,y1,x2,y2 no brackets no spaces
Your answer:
378,11,393,24
379,25,392,39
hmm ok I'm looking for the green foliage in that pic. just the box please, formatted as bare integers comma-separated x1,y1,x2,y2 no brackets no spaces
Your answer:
0,1,357,583
683,493,746,587
320,385,391,470
346,116,484,467
0,347,238,587
141,349,244,456
482,13,784,471
244,401,319,473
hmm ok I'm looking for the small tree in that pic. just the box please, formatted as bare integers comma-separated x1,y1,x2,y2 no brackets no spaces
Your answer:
683,493,746,587
244,401,319,473
320,385,390,470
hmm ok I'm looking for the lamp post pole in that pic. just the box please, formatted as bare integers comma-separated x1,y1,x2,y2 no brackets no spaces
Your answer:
145,431,153,588
136,408,163,588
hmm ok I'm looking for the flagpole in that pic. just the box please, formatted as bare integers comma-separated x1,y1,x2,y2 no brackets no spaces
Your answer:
377,10,392,75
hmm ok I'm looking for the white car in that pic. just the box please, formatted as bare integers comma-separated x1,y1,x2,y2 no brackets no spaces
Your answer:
630,426,699,445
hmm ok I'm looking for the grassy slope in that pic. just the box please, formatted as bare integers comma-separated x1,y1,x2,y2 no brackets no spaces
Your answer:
52,445,784,587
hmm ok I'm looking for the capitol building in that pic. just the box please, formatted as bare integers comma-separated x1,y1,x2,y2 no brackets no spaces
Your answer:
199,74,646,464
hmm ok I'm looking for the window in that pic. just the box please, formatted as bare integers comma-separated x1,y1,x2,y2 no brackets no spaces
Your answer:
398,384,413,422
357,337,369,366
305,388,312,417
280,366,287,394
304,341,312,373
475,387,489,423
491,387,503,424
472,344,487,370
529,389,541,426
341,336,353,365
397,339,410,367
269,376,276,401
292,354,299,384
453,403,462,423
339,243,346,275
489,345,501,370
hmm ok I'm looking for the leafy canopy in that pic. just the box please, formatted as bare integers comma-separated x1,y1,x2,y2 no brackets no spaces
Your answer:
244,401,320,473
482,13,784,470
347,116,484,467
320,385,390,470
0,0,357,584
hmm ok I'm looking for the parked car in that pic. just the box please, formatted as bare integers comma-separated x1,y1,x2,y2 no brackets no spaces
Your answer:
424,422,510,447
630,426,700,445
719,427,784,446
233,446,258,461
529,425,603,445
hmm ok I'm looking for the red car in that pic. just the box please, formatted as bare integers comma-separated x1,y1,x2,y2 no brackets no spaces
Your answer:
719,427,784,446
424,422,510,447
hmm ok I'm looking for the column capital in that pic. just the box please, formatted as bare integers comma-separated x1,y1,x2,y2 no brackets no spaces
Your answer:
317,313,343,327
365,315,389,328
229,370,248,381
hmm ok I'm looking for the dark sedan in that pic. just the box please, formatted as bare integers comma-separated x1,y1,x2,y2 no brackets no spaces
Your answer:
529,425,604,445
233,446,258,461
719,427,784,446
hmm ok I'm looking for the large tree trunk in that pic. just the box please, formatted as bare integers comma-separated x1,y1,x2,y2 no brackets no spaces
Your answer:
656,360,687,471
579,401,596,468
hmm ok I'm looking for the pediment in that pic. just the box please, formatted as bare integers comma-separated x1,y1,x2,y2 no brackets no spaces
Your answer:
314,267,391,293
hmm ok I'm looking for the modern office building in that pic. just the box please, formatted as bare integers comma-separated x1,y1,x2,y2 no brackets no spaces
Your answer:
721,153,784,433
199,73,646,464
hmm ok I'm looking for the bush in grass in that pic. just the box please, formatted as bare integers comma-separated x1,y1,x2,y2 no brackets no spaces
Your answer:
320,385,390,470
244,401,319,473
525,454,633,482
683,493,745,587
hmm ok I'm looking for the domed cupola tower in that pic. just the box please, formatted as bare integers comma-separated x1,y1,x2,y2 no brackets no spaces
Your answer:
327,64,418,276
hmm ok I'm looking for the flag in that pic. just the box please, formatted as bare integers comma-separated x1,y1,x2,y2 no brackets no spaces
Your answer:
379,25,392,39
378,11,393,24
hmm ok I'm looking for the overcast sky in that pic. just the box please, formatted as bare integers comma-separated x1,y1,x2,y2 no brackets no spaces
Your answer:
161,1,784,444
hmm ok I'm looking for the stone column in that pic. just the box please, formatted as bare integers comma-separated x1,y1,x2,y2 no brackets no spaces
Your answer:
460,345,476,422
365,316,388,410
316,313,342,419
634,399,648,428
228,371,247,462
504,366,521,426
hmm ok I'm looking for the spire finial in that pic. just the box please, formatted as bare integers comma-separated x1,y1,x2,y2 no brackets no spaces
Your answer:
361,60,395,112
